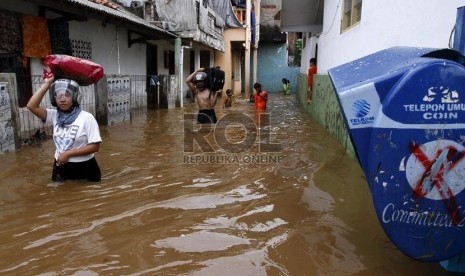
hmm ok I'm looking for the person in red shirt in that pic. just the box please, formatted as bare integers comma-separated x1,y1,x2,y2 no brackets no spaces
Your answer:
307,58,317,103
253,82,268,110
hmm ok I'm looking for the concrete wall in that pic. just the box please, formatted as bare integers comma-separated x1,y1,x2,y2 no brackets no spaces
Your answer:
296,73,355,158
302,0,463,73
107,75,131,125
217,28,246,96
0,83,16,153
0,74,20,152
257,42,300,93
69,20,147,76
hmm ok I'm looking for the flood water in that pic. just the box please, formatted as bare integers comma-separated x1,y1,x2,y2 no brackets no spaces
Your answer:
0,95,451,275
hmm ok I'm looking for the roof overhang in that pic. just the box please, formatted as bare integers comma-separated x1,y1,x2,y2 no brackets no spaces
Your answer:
280,0,324,34
24,0,178,41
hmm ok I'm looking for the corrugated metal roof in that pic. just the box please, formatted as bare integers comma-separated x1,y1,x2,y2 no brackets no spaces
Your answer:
88,0,120,10
212,0,242,28
25,0,178,39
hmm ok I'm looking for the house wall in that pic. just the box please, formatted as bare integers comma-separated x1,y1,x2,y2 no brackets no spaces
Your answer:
301,35,319,74
157,40,174,76
69,20,147,76
215,39,233,94
313,0,463,73
296,73,355,157
217,28,246,96
257,42,300,93
0,1,151,77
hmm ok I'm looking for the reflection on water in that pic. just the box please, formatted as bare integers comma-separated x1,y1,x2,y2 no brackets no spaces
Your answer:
0,95,449,275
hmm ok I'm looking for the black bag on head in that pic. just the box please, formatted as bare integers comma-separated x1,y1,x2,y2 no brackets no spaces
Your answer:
203,67,225,91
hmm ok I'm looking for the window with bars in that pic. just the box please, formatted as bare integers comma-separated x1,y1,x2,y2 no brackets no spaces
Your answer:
341,0,362,32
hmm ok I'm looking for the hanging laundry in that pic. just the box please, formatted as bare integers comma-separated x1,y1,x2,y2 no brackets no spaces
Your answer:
22,15,52,58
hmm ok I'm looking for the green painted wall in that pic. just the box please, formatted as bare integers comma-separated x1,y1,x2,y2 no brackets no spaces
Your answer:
296,73,356,158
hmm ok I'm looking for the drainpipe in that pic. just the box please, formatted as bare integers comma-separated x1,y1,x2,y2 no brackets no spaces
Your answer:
244,0,251,99
180,45,184,108
254,0,260,86
453,6,465,56
175,38,182,107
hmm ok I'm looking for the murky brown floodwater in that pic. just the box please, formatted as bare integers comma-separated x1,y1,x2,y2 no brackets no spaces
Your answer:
0,95,452,275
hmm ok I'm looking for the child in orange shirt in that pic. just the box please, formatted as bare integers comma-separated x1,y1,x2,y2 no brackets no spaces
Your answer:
253,83,268,110
307,58,317,103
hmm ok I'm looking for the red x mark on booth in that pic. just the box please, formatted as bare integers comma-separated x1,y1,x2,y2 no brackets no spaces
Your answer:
409,141,464,225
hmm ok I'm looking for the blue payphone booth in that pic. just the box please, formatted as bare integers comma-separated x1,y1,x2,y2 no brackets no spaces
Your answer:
328,46,465,265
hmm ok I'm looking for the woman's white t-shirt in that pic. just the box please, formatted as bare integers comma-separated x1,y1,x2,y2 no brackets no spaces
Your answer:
46,109,102,162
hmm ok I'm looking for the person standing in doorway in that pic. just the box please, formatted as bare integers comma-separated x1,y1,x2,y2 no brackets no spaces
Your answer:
307,58,317,103
253,82,268,110
186,68,222,124
27,75,102,182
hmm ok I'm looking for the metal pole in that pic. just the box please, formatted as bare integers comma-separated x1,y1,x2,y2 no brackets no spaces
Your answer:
244,0,251,99
180,47,184,107
175,38,182,107
157,83,160,109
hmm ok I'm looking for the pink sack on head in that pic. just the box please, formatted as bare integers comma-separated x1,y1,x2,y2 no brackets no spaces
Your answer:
43,55,104,86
